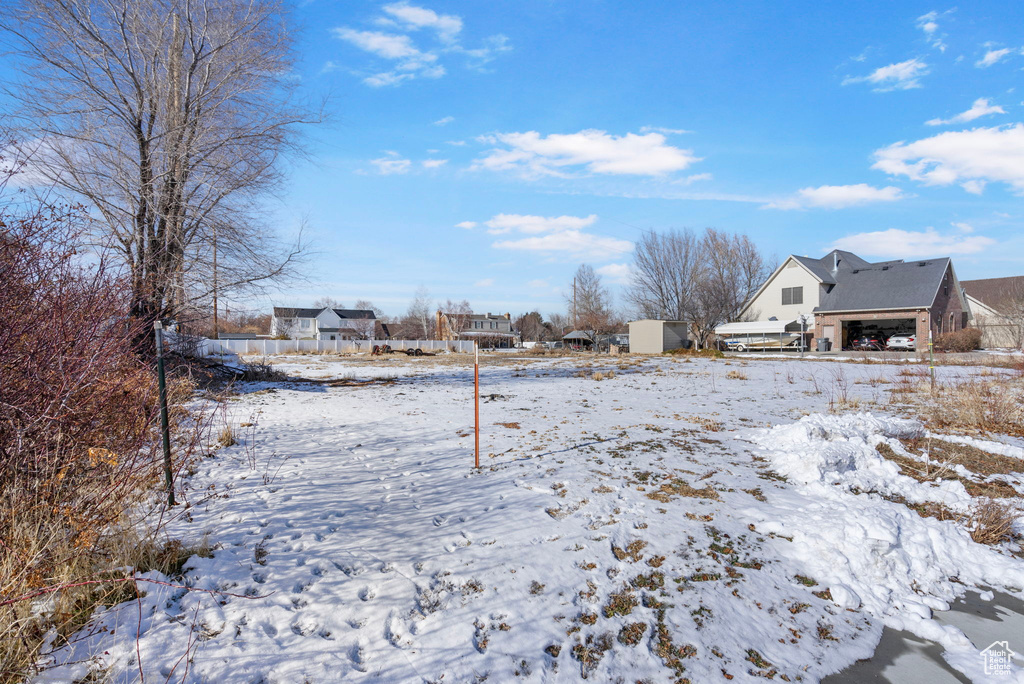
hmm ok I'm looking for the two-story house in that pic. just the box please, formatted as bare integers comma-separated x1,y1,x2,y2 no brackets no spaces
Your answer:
270,307,377,340
436,311,518,348
720,249,969,351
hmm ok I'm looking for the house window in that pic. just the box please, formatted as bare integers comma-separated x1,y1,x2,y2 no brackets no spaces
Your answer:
782,286,803,306
300,319,310,329
490,321,496,329
949,313,955,331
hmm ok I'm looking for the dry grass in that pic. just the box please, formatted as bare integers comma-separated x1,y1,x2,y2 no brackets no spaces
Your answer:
927,378,1024,435
725,370,747,380
592,370,616,381
969,499,1020,545
217,425,238,447
646,478,720,503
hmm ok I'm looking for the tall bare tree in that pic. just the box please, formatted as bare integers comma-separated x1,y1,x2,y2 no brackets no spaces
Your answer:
567,264,615,346
689,229,773,348
627,229,700,321
1,0,313,325
627,227,773,348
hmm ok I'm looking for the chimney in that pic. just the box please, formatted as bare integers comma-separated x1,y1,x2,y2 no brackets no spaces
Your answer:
832,251,839,274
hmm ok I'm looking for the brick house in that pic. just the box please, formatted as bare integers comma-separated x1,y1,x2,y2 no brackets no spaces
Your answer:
723,250,969,351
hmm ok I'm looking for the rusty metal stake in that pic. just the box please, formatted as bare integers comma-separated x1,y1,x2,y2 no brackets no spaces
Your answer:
474,340,480,469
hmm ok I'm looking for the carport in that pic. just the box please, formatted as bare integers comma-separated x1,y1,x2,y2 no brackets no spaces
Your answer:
714,319,808,352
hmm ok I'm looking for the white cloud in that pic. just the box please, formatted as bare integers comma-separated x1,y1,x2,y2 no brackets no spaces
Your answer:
873,124,1024,193
333,6,509,88
483,213,598,235
455,221,477,229
672,172,713,186
952,221,975,233
473,278,494,288
763,184,906,210
370,154,413,174
640,126,692,135
446,140,467,146
469,212,632,261
382,2,462,43
493,231,633,261
333,28,421,60
596,263,632,284
474,129,700,178
433,116,454,126
926,98,1005,126
422,159,448,168
832,227,995,258
842,58,929,91
915,11,948,51
976,47,1015,68
527,279,549,288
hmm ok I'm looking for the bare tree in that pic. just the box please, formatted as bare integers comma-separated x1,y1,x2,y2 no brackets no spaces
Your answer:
689,229,773,348
514,311,547,341
548,312,569,338
314,297,344,310
437,298,473,338
353,299,385,319
627,229,700,320
1,0,315,325
398,286,433,339
566,264,615,346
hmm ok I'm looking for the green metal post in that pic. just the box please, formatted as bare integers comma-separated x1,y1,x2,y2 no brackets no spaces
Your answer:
928,327,935,393
154,321,176,506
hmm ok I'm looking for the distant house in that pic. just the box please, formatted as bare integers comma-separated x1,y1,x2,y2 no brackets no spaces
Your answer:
436,311,518,348
270,307,377,340
962,276,1024,349
721,249,969,351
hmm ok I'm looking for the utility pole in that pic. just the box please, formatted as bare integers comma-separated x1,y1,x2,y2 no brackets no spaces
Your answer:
573,277,577,330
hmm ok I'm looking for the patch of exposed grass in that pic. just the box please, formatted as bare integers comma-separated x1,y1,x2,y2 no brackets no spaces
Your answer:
646,478,719,503
611,539,648,563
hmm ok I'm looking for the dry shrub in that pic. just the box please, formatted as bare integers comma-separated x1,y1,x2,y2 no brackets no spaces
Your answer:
934,327,983,353
0,187,195,681
666,347,724,359
927,377,1024,435
968,500,1019,545
725,370,747,380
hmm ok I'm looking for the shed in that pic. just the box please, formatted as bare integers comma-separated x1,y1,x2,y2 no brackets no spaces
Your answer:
628,320,689,354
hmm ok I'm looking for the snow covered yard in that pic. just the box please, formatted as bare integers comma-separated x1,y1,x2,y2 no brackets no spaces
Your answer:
37,354,1024,683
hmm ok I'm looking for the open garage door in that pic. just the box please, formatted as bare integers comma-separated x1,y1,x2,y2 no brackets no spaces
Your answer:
840,317,917,350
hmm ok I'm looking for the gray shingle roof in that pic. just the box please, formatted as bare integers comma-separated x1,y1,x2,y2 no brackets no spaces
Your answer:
815,257,950,312
272,307,321,318
272,307,376,320
333,309,376,320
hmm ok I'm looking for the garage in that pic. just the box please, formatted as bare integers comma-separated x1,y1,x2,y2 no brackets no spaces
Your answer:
837,317,917,350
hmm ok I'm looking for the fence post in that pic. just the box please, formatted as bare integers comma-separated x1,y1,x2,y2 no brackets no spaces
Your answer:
153,322,176,506
474,340,480,469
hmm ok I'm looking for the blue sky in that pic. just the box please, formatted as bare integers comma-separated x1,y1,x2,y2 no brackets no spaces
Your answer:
19,1,1024,318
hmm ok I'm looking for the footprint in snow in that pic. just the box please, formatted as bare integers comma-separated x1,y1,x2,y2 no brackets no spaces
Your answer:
432,514,449,527
252,572,266,584
291,615,319,637
262,624,278,637
358,586,375,601
350,642,368,672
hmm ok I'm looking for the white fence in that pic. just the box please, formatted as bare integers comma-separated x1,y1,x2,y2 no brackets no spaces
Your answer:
197,338,474,357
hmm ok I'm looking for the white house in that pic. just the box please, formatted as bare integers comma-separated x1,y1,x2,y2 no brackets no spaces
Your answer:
270,307,377,340
721,249,969,351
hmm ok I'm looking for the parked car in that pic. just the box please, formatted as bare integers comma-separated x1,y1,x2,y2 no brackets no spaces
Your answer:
886,333,916,350
850,335,884,351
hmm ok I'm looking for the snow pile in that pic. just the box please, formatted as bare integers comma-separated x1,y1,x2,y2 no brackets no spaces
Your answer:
749,412,1024,680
